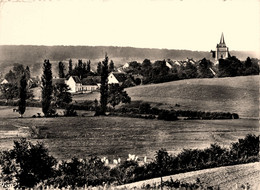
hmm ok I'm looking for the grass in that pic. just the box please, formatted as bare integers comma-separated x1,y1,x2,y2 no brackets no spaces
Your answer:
71,75,259,118
118,162,260,190
0,106,258,161
126,75,259,118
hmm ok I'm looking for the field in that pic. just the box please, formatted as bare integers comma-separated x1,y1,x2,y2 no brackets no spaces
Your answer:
0,106,258,161
0,75,259,188
73,75,259,118
118,162,260,190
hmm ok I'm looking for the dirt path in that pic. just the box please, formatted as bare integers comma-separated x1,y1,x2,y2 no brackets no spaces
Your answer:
117,162,260,190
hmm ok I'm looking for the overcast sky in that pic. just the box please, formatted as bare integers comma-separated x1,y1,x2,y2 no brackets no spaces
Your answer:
0,0,259,53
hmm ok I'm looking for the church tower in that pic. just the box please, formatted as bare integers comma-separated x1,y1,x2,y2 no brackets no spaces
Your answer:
211,33,230,61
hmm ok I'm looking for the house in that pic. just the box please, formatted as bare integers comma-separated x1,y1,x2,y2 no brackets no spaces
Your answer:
186,58,196,64
108,72,127,85
172,61,181,66
65,76,99,93
81,78,98,93
123,63,129,69
66,76,82,93
0,79,8,85
166,61,173,69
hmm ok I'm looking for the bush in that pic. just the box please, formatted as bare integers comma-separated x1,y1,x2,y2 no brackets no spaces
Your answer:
0,138,57,188
230,134,259,160
48,157,110,188
139,103,151,114
110,160,139,184
1,134,258,188
64,104,77,117
158,110,178,121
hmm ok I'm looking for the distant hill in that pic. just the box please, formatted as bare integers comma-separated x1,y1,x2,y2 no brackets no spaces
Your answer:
0,45,258,77
126,75,259,118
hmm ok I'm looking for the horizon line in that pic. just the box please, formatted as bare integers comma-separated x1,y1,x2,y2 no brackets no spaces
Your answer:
0,44,258,53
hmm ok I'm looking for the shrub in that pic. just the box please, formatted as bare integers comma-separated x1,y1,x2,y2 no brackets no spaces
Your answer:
48,157,111,188
158,110,178,121
230,134,259,160
139,103,151,114
64,104,77,117
110,160,139,184
0,138,57,188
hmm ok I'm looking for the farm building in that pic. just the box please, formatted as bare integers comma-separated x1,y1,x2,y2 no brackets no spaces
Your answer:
108,72,128,85
81,78,99,93
65,76,99,93
66,76,82,93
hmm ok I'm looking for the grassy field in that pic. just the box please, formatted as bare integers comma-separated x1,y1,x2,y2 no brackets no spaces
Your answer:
118,162,260,190
0,106,258,161
73,75,259,118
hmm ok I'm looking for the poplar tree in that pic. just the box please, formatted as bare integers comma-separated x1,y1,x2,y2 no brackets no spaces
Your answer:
58,61,65,78
97,62,102,75
41,59,53,117
18,73,27,117
25,66,31,80
109,60,115,73
99,54,109,115
87,60,91,73
68,59,73,75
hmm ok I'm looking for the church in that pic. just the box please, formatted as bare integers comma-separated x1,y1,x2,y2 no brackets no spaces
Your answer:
211,33,231,61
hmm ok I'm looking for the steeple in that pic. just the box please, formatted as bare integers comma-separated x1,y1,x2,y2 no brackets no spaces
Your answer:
220,32,225,44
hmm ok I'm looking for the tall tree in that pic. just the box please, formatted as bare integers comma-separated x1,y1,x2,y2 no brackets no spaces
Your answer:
13,64,25,81
97,62,102,75
41,60,53,117
87,60,91,73
77,59,84,79
99,54,109,115
0,83,18,101
108,60,115,73
25,66,31,80
68,59,73,75
108,84,131,108
58,61,65,78
4,70,16,84
18,73,27,117
53,83,72,107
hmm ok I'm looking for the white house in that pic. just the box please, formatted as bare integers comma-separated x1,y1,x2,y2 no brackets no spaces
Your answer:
122,63,129,69
66,76,82,93
65,76,99,93
81,78,99,93
0,79,8,85
108,72,127,85
173,61,181,66
166,62,173,69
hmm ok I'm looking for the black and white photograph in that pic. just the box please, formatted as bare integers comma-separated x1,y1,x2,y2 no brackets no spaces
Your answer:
0,0,259,189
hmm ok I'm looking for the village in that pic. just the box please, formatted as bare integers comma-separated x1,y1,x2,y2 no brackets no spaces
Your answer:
0,0,259,188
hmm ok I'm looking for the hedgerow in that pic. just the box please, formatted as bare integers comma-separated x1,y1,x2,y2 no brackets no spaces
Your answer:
0,134,258,188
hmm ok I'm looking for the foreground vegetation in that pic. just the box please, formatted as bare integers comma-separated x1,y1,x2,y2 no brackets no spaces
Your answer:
0,134,258,189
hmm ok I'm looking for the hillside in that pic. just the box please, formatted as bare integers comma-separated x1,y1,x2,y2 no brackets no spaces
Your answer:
71,75,259,118
117,162,260,190
0,45,258,77
126,75,259,118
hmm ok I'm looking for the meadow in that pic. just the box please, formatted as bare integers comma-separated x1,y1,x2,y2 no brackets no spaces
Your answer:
73,75,259,118
0,75,259,161
0,106,258,161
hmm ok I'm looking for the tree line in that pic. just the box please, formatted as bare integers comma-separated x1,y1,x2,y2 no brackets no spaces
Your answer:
0,134,258,188
124,56,259,85
57,58,115,79
0,54,129,117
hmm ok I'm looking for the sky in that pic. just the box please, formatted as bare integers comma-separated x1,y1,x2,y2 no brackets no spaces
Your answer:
0,0,259,53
